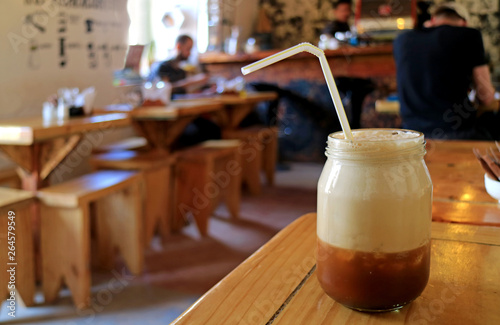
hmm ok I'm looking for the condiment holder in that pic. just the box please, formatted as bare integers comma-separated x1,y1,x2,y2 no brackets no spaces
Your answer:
42,87,96,122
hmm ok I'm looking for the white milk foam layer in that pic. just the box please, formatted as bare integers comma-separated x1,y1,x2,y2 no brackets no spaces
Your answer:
318,129,432,253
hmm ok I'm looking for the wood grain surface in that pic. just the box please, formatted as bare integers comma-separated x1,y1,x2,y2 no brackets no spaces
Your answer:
131,100,223,120
425,139,500,227
199,45,394,65
0,113,130,145
172,213,500,325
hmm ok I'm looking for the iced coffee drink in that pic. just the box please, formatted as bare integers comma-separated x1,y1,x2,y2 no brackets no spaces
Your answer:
317,129,432,312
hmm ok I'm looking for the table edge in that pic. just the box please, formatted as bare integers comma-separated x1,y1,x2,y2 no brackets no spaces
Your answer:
171,213,317,324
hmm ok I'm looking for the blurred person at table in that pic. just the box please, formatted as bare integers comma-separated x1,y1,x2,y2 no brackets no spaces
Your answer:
322,0,352,37
152,34,211,96
151,34,221,148
321,0,373,129
394,2,499,140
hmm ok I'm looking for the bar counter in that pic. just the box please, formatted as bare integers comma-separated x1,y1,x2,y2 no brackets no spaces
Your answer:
199,44,395,82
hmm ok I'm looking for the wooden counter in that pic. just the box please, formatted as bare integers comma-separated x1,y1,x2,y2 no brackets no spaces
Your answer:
200,45,394,65
200,44,395,83
172,213,500,325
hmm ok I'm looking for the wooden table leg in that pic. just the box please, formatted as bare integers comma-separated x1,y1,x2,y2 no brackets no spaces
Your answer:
0,135,82,190
0,136,83,284
132,117,195,152
224,103,255,130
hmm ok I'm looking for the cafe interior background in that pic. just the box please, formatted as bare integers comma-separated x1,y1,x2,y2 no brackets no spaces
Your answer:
1,0,499,168
0,0,499,323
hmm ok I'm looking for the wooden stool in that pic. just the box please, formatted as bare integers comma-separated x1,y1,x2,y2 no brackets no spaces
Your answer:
0,167,21,188
175,140,242,236
223,126,279,192
91,136,149,154
0,188,35,307
37,170,144,309
90,150,174,247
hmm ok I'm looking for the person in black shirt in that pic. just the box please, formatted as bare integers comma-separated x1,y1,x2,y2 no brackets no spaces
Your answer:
394,2,498,139
322,0,352,36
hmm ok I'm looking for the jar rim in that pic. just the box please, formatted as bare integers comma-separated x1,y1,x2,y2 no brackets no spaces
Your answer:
326,129,426,159
329,128,423,143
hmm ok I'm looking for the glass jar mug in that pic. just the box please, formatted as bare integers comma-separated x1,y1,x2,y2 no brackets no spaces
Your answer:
317,129,432,312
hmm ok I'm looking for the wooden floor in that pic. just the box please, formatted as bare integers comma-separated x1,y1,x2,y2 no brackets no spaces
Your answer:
1,163,321,324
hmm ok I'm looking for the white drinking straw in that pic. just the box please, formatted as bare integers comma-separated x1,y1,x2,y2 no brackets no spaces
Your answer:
241,42,353,141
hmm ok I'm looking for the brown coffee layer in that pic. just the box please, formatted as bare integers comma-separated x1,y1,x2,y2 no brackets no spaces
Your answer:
317,239,430,311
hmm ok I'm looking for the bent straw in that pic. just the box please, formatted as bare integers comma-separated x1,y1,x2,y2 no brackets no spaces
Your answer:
241,42,353,140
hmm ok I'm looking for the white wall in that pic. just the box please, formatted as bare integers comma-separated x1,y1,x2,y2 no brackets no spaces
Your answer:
150,0,201,62
0,0,130,119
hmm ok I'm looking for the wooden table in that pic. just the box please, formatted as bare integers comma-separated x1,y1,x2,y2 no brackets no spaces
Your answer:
92,103,134,115
130,99,223,153
131,92,277,152
174,91,278,130
0,113,130,190
172,212,500,325
425,139,500,227
0,113,132,281
215,92,278,130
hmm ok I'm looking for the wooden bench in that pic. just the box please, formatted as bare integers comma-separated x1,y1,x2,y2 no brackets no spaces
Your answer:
223,126,278,192
37,170,144,309
91,136,149,154
174,140,242,236
0,188,35,307
90,150,175,246
0,167,21,188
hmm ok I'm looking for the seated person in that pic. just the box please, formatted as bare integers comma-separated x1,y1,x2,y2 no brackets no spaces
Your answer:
394,2,499,140
154,35,210,96
152,34,221,148
322,0,351,36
